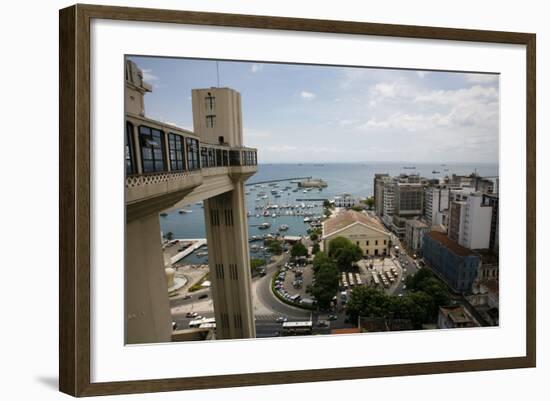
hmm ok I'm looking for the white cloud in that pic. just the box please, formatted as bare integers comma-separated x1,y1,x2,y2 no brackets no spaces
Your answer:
465,74,499,84
141,68,159,83
414,85,498,105
370,82,398,97
300,91,316,100
250,64,263,73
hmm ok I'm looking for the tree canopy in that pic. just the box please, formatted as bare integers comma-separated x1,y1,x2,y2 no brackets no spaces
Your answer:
290,242,308,258
346,269,451,329
308,252,339,310
328,236,363,270
266,240,283,255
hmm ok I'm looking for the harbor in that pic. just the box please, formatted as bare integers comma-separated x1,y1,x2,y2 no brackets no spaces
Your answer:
159,162,499,265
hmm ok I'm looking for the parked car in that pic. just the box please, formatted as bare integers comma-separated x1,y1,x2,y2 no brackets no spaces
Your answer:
198,293,208,300
186,312,198,318
276,316,287,323
327,314,338,321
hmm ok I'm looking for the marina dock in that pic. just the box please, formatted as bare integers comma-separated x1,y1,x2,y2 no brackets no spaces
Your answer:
246,176,312,186
170,238,207,265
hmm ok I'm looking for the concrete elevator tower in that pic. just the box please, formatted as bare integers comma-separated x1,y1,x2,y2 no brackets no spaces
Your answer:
192,88,256,340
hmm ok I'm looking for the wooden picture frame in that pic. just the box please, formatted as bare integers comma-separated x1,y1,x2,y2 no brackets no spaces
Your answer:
59,3,536,397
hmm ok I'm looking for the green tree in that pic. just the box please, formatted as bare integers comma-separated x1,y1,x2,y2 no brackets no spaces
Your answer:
290,242,308,258
362,196,375,210
323,200,333,209
312,243,320,255
267,240,283,255
346,286,390,322
310,232,319,242
165,231,174,241
308,257,339,310
312,251,332,273
328,236,362,270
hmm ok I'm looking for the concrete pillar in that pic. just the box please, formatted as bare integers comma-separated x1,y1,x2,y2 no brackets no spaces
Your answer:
203,180,256,339
125,213,172,344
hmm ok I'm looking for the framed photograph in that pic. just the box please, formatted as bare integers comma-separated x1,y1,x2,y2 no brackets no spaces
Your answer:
59,4,536,397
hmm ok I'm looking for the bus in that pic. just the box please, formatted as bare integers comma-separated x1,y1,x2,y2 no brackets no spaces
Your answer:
189,317,215,328
282,321,313,336
372,271,380,286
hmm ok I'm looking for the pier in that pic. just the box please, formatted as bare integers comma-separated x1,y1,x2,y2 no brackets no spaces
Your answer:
170,238,207,265
294,198,328,202
246,176,312,186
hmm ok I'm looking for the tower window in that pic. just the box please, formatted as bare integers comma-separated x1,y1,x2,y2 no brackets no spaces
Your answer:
205,94,216,110
206,115,216,128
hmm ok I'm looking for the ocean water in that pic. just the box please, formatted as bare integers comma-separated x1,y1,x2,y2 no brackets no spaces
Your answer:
159,162,498,260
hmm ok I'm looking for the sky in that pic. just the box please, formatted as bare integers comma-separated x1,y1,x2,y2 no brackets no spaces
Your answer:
127,56,499,164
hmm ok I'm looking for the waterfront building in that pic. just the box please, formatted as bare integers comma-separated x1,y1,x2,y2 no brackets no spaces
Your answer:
437,305,481,329
124,60,258,343
333,193,358,208
405,219,430,253
448,189,493,250
424,186,450,226
447,173,494,194
297,178,328,188
422,231,481,292
394,182,424,217
381,178,396,227
373,173,389,216
322,210,391,257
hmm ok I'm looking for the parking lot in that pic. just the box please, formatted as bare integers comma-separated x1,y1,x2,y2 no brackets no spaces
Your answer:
273,261,316,308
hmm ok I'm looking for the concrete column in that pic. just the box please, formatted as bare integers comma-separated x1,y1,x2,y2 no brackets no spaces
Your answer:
125,212,172,344
203,180,256,340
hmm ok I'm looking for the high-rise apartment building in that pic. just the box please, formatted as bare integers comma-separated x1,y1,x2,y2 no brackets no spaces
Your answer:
448,189,493,250
424,186,450,225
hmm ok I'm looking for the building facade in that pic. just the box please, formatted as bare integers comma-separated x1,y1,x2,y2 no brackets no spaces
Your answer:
333,194,358,208
448,189,493,250
405,219,430,252
373,173,389,216
422,231,481,292
424,186,450,226
323,210,391,257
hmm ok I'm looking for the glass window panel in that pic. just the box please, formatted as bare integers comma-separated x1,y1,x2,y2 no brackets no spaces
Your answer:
143,160,154,173
141,147,152,160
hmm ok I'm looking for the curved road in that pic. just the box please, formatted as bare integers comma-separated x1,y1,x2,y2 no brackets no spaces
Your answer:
252,253,310,320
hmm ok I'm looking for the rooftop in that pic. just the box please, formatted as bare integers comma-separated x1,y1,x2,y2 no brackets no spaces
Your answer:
440,305,477,325
323,210,388,237
427,231,477,257
406,219,429,228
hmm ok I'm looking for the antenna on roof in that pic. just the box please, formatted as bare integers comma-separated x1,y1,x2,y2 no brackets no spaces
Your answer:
216,61,220,87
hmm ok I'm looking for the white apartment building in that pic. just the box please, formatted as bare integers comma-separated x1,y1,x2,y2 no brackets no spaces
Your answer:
448,189,493,250
333,194,358,208
424,186,450,226
382,179,396,226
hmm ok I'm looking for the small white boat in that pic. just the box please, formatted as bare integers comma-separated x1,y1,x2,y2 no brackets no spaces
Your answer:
278,224,289,231
178,209,192,214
